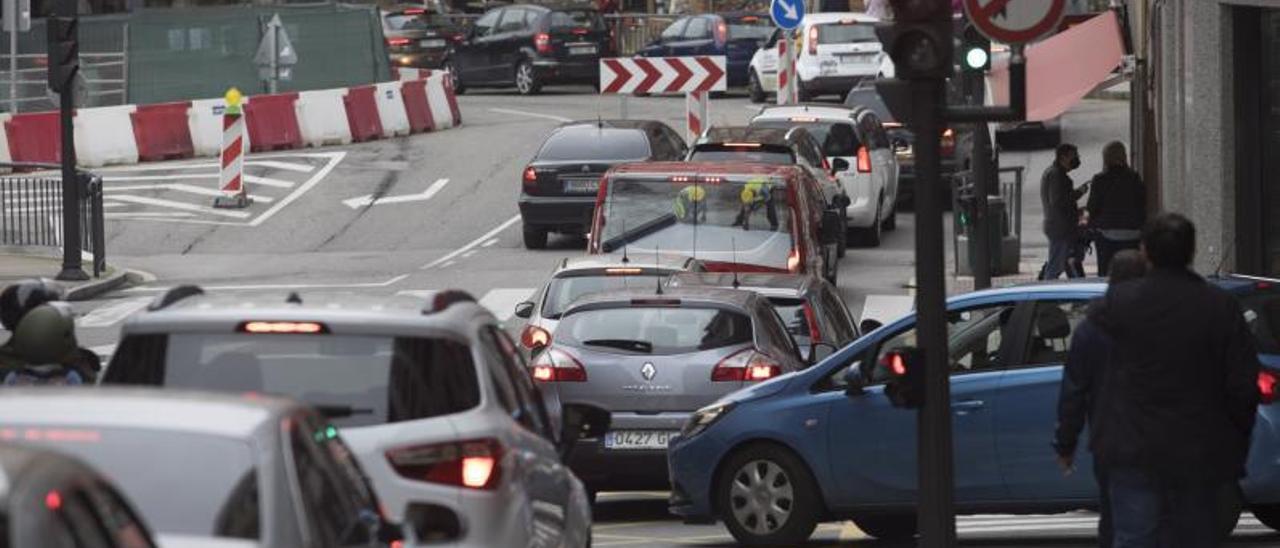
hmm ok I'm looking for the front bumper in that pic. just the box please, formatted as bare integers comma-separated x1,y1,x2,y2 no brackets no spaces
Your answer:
667,432,727,521
532,59,601,84
518,195,596,233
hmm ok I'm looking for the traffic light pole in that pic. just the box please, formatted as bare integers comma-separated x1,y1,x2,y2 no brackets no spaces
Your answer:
50,0,86,281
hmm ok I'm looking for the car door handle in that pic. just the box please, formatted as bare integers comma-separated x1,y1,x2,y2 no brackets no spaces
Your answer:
951,400,985,415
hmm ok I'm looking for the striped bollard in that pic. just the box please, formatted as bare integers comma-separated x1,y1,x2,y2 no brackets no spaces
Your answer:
213,87,252,209
777,38,796,105
685,90,709,143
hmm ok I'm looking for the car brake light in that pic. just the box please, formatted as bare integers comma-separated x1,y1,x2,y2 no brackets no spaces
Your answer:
712,349,783,382
403,8,426,15
385,438,503,490
605,267,644,275
802,303,821,343
572,28,590,35
857,146,872,173
787,248,801,273
523,166,538,187
45,490,63,510
722,142,762,148
520,325,552,349
789,116,818,123
240,321,328,334
529,347,587,382
535,33,552,54
808,26,818,55
387,37,411,47
1260,370,1278,404
941,128,955,155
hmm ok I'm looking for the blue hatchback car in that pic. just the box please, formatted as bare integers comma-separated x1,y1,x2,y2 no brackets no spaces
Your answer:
667,277,1280,545
638,13,774,88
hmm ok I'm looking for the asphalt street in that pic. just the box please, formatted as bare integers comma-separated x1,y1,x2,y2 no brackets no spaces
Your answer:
62,87,1280,546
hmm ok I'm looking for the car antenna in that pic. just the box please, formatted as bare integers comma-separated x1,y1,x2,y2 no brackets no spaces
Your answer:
620,219,630,264
654,245,664,295
731,237,741,289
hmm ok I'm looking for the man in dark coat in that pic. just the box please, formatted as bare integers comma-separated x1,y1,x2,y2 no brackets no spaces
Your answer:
1090,213,1259,548
1039,144,1087,280
1087,141,1147,276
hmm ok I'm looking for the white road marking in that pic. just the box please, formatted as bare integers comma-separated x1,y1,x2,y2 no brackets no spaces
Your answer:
248,152,345,227
99,159,314,174
481,238,499,247
422,214,522,269
461,250,477,258
105,212,196,219
244,175,297,188
106,183,275,203
860,294,914,325
124,273,409,293
488,108,574,122
343,178,449,208
246,160,315,173
106,195,253,219
478,288,536,321
78,297,151,327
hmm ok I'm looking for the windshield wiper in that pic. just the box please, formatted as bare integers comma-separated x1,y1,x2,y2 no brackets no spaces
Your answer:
313,404,375,419
601,213,676,253
583,339,654,353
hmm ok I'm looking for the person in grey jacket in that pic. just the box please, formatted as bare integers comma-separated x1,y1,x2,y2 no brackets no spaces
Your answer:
1087,141,1147,276
1039,144,1087,280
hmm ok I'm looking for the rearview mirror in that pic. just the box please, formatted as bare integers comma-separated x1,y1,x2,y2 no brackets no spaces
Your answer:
831,158,850,173
809,342,838,365
558,404,610,457
514,301,535,319
859,318,883,335
843,362,867,396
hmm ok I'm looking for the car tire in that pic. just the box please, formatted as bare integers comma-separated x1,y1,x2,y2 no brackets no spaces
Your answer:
852,514,917,541
717,444,821,547
836,209,848,259
859,198,883,247
515,60,542,96
523,223,548,250
748,71,766,103
1251,503,1280,532
882,201,897,231
444,60,465,95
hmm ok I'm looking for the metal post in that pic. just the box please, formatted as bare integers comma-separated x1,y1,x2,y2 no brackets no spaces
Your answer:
911,77,956,547
268,20,278,94
971,121,993,288
57,82,86,281
8,25,16,113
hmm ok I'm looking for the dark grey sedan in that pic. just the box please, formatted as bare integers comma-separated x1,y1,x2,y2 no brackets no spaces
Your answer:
530,286,807,495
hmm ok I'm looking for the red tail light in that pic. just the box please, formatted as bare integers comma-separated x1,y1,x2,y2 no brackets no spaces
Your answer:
1260,370,1278,404
387,37,411,47
941,128,955,156
403,8,426,15
787,248,801,273
712,349,783,382
808,26,818,55
535,33,552,54
572,28,590,35
520,325,551,349
385,438,503,490
529,347,587,382
522,166,538,188
857,146,872,173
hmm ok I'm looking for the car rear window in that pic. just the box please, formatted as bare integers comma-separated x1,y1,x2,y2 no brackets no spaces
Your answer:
769,297,814,349
816,23,877,44
688,144,794,165
556,306,753,355
103,334,480,428
751,119,861,157
1242,291,1280,354
727,15,773,41
543,273,669,319
12,427,259,540
549,10,605,31
538,128,651,161
385,14,428,30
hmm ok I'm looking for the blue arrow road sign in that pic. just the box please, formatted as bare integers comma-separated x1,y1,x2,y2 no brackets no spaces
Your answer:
770,0,804,30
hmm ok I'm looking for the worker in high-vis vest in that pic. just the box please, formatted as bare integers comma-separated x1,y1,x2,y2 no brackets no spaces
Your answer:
734,178,778,231
674,185,708,224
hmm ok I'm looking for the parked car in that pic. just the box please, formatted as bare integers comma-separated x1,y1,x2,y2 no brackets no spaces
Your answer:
0,445,160,548
752,104,900,246
586,162,844,283
667,276,1280,545
521,119,688,249
0,388,402,547
667,272,858,361
102,288,607,548
531,286,808,495
382,4,464,69
515,253,706,352
639,12,774,88
747,13,892,102
687,125,851,257
445,4,610,95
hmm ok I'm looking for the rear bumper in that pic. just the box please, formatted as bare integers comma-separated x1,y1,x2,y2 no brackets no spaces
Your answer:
389,49,448,69
532,59,601,84
567,439,672,491
518,195,596,232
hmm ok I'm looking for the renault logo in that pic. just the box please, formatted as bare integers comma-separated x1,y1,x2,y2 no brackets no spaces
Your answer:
640,362,656,381
581,164,591,173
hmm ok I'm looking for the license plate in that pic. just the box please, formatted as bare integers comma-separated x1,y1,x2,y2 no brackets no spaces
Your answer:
603,430,677,450
569,45,597,55
563,178,599,194
421,39,446,48
840,54,873,65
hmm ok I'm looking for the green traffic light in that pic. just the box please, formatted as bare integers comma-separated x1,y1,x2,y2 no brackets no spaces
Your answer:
964,47,990,71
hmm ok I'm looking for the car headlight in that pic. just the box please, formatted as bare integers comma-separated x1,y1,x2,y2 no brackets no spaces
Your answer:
680,401,735,439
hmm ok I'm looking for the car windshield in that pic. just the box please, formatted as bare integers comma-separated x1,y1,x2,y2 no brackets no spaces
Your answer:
688,144,794,165
769,297,813,348
550,10,605,31
727,16,773,41
816,22,877,44
598,176,795,270
385,14,428,30
543,273,669,318
538,128,651,162
557,306,753,355
751,120,860,157
105,334,480,428
14,427,259,539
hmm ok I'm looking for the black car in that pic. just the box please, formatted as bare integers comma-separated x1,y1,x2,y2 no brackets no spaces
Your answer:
382,5,464,70
446,4,610,95
520,119,688,249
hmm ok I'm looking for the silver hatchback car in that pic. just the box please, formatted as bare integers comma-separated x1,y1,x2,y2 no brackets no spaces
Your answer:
531,286,807,494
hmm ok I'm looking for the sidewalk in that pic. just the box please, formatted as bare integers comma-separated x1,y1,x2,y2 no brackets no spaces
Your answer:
0,248,131,301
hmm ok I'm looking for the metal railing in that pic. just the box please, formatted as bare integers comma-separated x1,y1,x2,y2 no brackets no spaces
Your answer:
950,166,1024,276
0,167,106,277
0,47,130,113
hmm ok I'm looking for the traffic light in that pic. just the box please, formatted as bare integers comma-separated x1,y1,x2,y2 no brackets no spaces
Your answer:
882,346,925,409
46,7,79,94
960,24,991,73
875,0,953,80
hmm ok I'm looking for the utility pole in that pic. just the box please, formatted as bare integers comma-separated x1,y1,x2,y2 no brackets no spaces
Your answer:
47,0,87,281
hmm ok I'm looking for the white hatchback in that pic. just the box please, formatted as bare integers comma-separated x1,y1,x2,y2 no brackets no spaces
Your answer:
748,12,893,102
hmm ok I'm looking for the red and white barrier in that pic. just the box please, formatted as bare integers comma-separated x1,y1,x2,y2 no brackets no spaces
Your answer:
599,56,727,94
296,89,353,147
374,82,411,138
190,97,250,157
75,105,140,167
0,114,11,166
777,40,796,105
213,94,250,209
424,72,456,130
686,91,708,142
394,67,431,81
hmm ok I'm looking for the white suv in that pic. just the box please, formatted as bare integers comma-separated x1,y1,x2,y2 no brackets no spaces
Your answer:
751,104,900,246
747,12,892,102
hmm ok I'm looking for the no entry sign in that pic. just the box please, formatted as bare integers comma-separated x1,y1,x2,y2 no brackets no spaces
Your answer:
963,0,1066,45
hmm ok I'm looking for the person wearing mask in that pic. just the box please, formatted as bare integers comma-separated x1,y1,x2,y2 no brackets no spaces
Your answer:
1090,213,1260,547
1053,249,1148,548
1039,144,1088,280
1087,141,1147,276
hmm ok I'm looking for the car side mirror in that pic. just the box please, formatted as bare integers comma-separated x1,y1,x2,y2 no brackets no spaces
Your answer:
819,210,842,245
831,158,850,173
892,139,910,152
859,318,882,335
558,404,610,457
843,362,868,396
514,301,535,319
809,341,838,366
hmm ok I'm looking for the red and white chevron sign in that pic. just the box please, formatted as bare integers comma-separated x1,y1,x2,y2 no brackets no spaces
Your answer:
599,56,727,94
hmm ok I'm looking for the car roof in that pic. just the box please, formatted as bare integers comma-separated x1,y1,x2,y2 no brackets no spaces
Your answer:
0,388,298,440
698,126,810,147
562,286,760,314
754,103,866,122
516,3,596,12
607,161,806,179
803,12,879,25
669,272,819,296
558,119,662,133
558,253,698,272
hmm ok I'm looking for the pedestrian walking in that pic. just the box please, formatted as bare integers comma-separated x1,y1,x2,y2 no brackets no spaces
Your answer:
1087,141,1147,277
1090,213,1260,548
1053,249,1148,548
1039,144,1088,280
